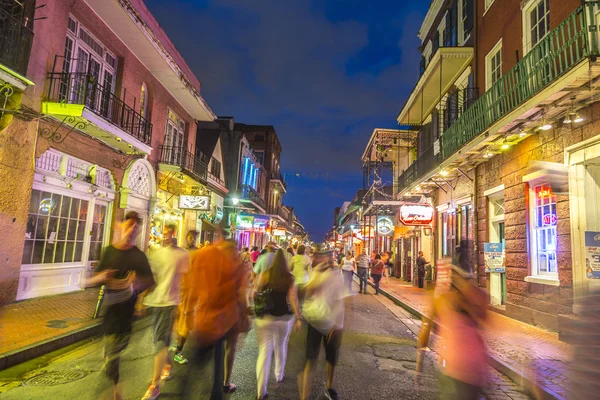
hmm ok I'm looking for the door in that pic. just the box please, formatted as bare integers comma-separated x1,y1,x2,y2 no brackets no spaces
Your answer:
86,202,108,279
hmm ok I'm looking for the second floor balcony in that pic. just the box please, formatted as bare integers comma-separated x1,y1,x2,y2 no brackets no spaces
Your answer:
43,63,153,154
241,184,267,212
270,205,291,226
270,171,287,193
159,145,208,183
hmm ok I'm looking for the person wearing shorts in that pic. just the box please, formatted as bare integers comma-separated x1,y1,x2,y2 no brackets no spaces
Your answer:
141,224,190,400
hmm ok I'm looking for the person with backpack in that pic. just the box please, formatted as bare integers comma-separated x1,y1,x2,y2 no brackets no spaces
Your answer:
254,249,302,400
370,254,387,295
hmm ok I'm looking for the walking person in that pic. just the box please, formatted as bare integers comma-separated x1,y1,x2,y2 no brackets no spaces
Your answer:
416,251,428,289
356,250,370,294
300,248,347,400
254,249,302,399
141,224,190,400
340,251,356,292
87,211,155,400
180,238,247,400
416,265,488,399
290,244,312,299
370,254,386,295
251,246,261,265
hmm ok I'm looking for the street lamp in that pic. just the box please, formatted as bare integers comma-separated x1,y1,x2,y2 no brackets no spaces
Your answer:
350,224,355,230
232,197,239,206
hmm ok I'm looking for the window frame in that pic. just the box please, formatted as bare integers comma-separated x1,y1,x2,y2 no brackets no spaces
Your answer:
522,0,551,55
528,183,559,280
485,39,503,91
483,0,496,16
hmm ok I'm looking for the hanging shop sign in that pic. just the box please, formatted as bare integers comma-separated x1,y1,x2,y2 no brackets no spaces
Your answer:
272,228,286,236
253,216,270,233
179,195,211,210
236,214,255,230
377,216,394,235
585,231,600,279
484,242,505,273
399,203,434,226
214,206,223,224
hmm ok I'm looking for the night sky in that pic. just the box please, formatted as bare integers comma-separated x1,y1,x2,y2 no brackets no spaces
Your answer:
145,0,430,241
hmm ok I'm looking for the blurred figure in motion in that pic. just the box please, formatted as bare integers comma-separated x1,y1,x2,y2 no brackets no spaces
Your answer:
416,265,488,400
356,249,370,294
140,224,190,400
340,251,356,293
181,238,246,400
87,211,155,400
300,248,347,400
416,251,429,289
254,249,302,399
568,288,600,399
370,254,386,294
251,246,261,265
290,244,312,299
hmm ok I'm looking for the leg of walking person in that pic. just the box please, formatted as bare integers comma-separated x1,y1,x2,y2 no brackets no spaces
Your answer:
180,339,214,400
144,306,175,400
256,316,276,399
211,336,226,400
273,315,295,382
360,268,368,293
223,332,239,393
324,330,342,398
372,274,381,294
300,323,323,400
103,330,130,399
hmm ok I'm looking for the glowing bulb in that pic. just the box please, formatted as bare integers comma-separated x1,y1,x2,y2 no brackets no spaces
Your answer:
501,140,511,150
574,114,584,123
540,124,552,131
519,132,527,138
440,170,449,177
563,115,572,124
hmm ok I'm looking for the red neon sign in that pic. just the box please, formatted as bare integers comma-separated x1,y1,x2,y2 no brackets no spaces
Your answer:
399,204,434,226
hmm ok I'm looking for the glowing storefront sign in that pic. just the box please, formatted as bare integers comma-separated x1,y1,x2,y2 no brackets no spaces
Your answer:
399,203,434,226
236,215,254,229
377,216,394,235
179,195,210,210
272,228,286,236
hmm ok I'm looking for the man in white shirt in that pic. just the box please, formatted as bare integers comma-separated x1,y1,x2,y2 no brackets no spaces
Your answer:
141,224,190,400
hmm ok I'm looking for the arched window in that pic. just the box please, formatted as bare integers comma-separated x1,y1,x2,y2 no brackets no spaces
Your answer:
140,83,148,119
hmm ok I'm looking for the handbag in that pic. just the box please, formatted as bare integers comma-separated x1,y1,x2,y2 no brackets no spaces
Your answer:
253,287,274,317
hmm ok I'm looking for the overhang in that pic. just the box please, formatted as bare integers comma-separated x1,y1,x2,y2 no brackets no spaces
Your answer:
397,47,474,125
83,0,215,122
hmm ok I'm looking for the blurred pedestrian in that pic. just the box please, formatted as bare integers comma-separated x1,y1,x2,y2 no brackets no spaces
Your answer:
254,249,302,399
382,251,391,284
254,242,276,276
180,238,247,400
141,224,190,400
356,250,370,294
416,265,488,399
251,246,261,265
87,211,155,400
370,254,386,294
340,251,356,292
300,248,347,400
290,244,312,288
416,251,428,289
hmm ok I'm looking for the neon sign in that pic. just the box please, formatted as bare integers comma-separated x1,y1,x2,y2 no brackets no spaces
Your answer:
538,188,552,198
399,203,434,226
543,213,557,226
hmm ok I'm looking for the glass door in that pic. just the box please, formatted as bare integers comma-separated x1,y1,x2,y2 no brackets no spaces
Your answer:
86,202,108,278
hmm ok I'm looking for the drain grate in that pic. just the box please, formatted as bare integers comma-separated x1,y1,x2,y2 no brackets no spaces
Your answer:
24,371,88,386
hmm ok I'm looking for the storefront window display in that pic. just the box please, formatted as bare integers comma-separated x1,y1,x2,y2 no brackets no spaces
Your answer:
530,184,558,276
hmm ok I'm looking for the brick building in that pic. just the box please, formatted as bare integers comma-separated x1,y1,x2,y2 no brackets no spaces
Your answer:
0,0,214,304
393,0,600,332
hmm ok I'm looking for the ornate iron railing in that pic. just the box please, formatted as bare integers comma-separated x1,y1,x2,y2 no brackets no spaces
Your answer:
0,0,35,76
398,145,440,193
241,184,267,210
441,5,591,159
159,145,208,183
47,69,153,145
270,171,287,189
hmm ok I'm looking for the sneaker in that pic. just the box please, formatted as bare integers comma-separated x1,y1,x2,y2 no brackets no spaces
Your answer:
142,384,160,400
173,352,188,364
160,365,172,381
326,388,340,400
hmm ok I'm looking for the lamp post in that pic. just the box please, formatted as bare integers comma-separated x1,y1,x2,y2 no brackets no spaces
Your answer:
229,197,240,239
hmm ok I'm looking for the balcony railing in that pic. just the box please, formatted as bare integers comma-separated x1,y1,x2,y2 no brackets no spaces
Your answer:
0,1,34,77
241,184,267,211
47,67,153,145
270,171,286,189
159,145,208,182
397,145,441,193
441,5,591,159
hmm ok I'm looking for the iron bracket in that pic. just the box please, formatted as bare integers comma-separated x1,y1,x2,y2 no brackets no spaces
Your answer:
39,115,87,143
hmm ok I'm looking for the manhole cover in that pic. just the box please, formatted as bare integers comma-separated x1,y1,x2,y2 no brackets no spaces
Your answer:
24,371,88,386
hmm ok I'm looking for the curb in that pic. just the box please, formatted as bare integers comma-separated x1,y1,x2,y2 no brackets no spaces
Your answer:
0,316,151,372
357,277,564,400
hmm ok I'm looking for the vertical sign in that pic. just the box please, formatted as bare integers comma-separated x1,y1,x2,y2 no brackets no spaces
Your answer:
484,243,505,273
585,231,600,279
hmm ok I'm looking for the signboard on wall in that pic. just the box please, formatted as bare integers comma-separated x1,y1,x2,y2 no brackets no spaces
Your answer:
399,203,434,226
484,242,505,273
377,216,394,235
585,231,600,279
272,228,286,236
179,195,210,210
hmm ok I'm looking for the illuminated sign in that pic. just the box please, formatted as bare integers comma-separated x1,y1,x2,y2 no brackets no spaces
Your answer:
272,228,286,236
538,188,552,198
39,198,54,214
253,217,270,233
543,213,557,226
214,206,223,224
377,216,394,235
399,203,434,226
237,215,254,229
179,195,210,210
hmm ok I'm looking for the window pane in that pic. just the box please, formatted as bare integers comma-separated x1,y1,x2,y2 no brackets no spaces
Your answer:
29,190,41,213
50,194,61,216
76,220,86,241
60,196,71,217
26,215,36,240
36,216,48,239
48,217,59,237
55,241,65,263
89,242,101,261
67,219,77,240
44,242,55,264
74,242,84,262
33,241,44,264
70,199,80,219
22,240,34,264
65,242,75,263
79,200,88,220
58,218,68,240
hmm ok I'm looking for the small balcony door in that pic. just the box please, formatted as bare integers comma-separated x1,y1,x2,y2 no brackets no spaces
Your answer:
164,110,186,166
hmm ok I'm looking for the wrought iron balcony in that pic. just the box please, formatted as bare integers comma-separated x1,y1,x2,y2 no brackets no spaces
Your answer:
441,5,592,159
0,0,34,77
241,184,267,211
270,171,287,191
397,145,441,193
47,68,153,145
159,145,208,183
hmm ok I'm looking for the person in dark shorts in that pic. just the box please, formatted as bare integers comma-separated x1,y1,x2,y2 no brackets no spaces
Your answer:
300,248,347,400
87,211,155,400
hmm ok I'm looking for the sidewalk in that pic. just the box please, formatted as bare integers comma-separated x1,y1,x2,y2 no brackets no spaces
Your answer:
372,278,571,400
0,289,103,370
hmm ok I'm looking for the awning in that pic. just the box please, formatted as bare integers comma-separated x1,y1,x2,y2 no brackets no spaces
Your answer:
397,47,474,125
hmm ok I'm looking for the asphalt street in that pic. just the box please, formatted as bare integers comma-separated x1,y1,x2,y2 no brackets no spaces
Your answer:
0,284,530,400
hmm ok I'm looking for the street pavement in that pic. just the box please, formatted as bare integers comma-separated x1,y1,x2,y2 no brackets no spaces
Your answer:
0,284,530,400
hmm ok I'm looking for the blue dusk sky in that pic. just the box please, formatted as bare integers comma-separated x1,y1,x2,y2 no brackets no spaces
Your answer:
145,0,431,241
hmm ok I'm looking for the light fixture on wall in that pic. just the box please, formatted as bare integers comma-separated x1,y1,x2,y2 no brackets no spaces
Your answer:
563,114,573,124
501,139,511,150
440,169,449,177
519,131,527,138
539,123,552,131
574,113,584,123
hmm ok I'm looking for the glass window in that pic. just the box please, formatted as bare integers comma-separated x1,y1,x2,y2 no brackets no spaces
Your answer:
486,41,502,90
22,190,89,265
528,0,550,49
88,203,107,261
531,184,558,275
